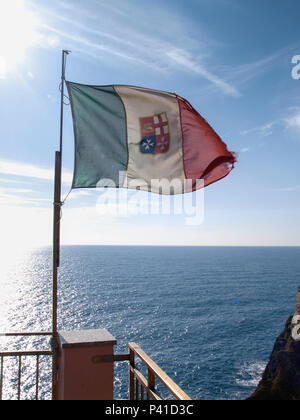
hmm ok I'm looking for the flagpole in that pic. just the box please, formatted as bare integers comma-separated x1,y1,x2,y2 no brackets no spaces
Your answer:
52,49,71,400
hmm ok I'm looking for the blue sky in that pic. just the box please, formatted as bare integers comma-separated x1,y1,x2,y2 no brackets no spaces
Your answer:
0,0,300,248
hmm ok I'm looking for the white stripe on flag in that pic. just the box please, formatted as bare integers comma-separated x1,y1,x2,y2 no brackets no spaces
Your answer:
115,86,185,194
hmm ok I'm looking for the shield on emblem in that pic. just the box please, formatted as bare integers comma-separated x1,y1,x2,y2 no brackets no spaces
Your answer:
139,113,170,154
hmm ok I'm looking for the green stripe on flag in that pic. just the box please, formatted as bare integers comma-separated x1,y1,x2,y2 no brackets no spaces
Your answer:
67,82,128,188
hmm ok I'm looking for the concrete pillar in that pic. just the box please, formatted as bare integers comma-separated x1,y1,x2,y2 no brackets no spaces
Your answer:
57,329,117,401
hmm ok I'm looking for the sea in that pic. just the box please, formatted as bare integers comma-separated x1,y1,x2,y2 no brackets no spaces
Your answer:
0,246,299,400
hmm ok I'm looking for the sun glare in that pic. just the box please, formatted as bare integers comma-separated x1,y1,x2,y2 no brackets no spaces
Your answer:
0,0,39,78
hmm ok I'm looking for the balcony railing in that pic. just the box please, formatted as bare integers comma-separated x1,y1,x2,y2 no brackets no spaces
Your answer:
128,342,191,401
0,334,191,401
0,332,53,401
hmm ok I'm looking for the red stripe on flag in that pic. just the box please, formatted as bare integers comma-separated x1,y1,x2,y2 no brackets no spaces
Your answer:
178,95,236,190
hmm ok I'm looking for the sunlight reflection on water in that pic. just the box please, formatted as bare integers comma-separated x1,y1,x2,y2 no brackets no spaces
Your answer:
0,247,52,332
0,247,53,400
0,246,299,400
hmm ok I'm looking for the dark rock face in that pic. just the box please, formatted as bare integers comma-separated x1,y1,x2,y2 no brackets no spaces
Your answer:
248,317,300,401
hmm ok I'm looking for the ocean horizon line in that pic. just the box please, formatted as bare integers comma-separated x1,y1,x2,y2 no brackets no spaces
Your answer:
45,244,300,248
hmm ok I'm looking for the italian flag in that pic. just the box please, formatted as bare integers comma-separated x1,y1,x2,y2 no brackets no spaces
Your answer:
67,82,236,195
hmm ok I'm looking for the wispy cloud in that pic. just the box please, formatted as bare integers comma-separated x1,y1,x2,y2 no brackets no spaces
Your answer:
0,177,31,185
241,108,300,138
269,185,300,192
29,0,243,97
28,0,300,99
240,120,279,137
39,23,164,72
228,44,299,87
167,49,240,97
0,160,73,184
0,186,50,207
200,43,300,98
67,190,92,200
285,111,300,131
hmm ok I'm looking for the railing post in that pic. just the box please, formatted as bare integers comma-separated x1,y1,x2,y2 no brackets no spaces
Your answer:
0,356,3,401
129,345,135,400
18,356,22,401
148,368,155,400
36,355,40,401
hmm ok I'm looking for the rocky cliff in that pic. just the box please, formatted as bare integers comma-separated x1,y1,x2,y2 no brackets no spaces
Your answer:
248,292,300,401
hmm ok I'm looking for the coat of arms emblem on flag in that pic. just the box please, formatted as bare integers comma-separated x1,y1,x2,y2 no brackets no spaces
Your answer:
140,112,170,154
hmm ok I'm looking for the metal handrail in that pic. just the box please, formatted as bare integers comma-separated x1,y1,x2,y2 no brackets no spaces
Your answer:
0,332,52,337
0,351,53,357
129,342,191,401
0,332,53,401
